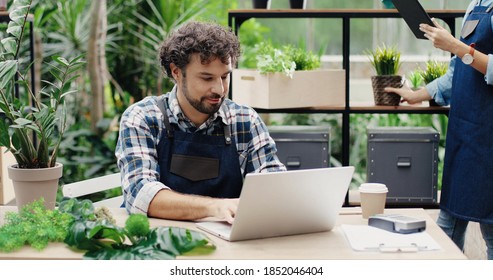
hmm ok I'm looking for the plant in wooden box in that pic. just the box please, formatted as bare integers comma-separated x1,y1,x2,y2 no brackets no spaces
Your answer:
0,0,85,210
256,41,320,77
420,60,448,106
366,44,403,106
233,41,345,109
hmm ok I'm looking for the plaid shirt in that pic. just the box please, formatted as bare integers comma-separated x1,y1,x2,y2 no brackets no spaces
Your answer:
115,87,286,214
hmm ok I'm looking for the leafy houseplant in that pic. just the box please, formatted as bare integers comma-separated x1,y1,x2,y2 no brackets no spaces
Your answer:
421,60,448,84
407,69,424,90
421,60,448,106
255,41,321,78
366,44,403,106
0,0,84,209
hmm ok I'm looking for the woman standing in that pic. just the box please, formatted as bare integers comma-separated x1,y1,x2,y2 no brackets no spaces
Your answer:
385,0,493,259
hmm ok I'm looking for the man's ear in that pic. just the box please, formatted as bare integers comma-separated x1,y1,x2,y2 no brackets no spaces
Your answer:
170,63,181,82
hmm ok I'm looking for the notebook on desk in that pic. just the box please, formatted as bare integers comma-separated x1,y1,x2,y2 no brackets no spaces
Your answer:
196,166,355,242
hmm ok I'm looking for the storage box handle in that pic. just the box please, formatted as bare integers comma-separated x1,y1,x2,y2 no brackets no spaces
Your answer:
286,156,301,168
397,156,411,167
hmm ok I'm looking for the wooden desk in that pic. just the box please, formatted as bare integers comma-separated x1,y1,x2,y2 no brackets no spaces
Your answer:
0,207,466,260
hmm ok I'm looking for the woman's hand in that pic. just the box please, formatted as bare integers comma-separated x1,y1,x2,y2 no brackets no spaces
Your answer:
384,84,431,105
420,18,460,54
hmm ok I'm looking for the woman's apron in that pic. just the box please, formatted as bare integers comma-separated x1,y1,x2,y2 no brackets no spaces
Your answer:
440,3,493,223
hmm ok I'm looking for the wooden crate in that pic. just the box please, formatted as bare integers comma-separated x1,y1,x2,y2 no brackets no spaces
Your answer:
232,69,345,109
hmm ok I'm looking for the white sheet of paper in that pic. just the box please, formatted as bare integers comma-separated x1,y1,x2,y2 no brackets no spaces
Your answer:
341,224,441,252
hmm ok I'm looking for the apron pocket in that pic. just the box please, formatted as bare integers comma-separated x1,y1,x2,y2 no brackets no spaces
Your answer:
170,154,219,181
461,19,479,39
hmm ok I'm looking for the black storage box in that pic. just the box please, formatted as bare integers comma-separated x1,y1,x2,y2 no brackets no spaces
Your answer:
367,127,439,206
268,126,330,170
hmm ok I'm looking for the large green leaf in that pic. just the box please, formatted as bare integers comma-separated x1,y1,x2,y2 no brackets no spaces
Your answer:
82,227,215,260
6,21,22,38
155,227,216,256
64,220,124,251
9,5,30,24
1,38,17,56
0,60,18,89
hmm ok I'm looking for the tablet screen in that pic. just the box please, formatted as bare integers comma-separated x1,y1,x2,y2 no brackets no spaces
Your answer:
392,0,435,39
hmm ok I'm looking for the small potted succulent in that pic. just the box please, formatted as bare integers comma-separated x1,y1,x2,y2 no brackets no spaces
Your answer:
366,43,403,106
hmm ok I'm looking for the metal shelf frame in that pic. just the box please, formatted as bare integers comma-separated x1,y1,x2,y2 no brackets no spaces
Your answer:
228,9,465,207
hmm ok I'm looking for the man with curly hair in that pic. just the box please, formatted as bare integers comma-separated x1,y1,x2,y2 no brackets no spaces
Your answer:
116,21,286,223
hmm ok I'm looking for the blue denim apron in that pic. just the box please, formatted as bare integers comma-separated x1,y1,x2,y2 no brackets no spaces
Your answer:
440,4,493,223
155,97,243,198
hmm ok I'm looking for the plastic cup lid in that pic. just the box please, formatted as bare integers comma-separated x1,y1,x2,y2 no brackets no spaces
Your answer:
359,183,388,193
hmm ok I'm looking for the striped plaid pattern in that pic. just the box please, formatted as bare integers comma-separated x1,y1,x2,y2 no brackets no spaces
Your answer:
115,88,286,214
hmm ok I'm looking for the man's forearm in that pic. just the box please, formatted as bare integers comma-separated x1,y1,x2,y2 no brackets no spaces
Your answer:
147,189,216,220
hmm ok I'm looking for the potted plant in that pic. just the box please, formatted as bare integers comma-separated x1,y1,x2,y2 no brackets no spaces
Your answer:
255,41,319,78
407,69,424,90
366,43,403,106
0,0,84,210
233,41,345,109
420,60,448,106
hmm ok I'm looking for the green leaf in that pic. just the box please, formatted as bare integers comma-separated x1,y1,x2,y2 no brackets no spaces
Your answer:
52,55,69,67
1,38,17,55
9,5,30,24
13,118,32,126
58,198,96,221
69,53,86,64
6,21,22,38
0,119,11,148
60,89,79,99
154,227,216,256
0,102,10,116
0,60,18,89
49,69,63,83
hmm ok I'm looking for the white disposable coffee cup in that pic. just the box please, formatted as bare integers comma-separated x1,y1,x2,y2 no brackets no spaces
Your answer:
359,183,388,219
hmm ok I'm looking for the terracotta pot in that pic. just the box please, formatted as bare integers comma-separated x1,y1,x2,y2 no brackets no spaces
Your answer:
8,163,63,210
371,75,403,106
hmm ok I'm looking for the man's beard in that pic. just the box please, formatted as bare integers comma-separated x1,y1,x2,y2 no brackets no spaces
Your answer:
182,77,224,115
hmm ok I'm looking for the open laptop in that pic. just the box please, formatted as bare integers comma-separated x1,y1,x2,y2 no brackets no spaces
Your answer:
196,166,354,241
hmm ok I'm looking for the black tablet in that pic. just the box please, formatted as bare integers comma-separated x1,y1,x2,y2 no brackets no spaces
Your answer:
391,0,435,39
